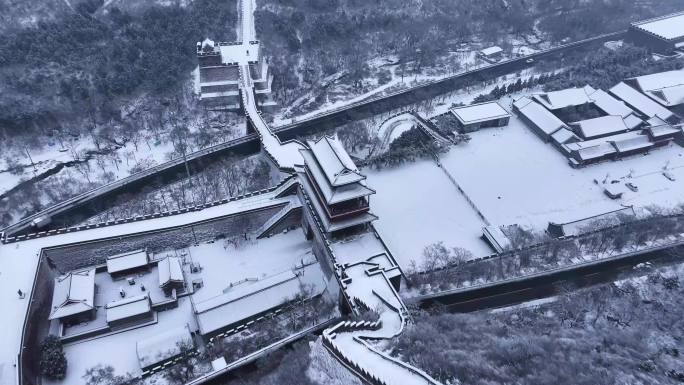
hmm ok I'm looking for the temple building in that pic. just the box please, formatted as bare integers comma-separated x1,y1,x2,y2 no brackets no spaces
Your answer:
49,269,96,326
296,135,404,296
297,135,377,238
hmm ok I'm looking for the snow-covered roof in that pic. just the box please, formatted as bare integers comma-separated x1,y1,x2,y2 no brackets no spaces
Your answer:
628,70,684,92
609,82,675,121
49,269,96,320
308,135,365,187
533,85,596,110
611,132,653,153
623,114,644,130
589,88,636,118
550,207,635,237
106,249,149,274
158,256,184,288
298,171,378,232
136,324,193,369
570,142,617,161
626,70,684,107
300,148,375,205
480,46,503,56
571,115,630,140
647,123,682,139
482,225,511,253
105,294,151,324
566,131,655,159
193,263,326,335
514,97,567,135
450,102,511,125
551,127,579,145
646,84,684,107
631,11,684,41
646,116,682,139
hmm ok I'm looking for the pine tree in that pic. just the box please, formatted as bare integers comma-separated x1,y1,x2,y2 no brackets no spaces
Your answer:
40,335,68,380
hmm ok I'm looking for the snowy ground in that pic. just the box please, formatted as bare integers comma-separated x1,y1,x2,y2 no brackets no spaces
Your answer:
364,99,684,270
46,297,198,384
185,229,314,303
366,159,493,269
440,112,684,230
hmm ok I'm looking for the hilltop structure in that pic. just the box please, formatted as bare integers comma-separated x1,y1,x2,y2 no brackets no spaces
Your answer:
298,135,377,237
196,38,274,111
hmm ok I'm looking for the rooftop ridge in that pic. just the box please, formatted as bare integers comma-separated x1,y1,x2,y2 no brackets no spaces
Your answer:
631,10,684,27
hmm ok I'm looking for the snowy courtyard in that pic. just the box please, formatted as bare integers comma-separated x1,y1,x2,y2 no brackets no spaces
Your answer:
183,229,316,303
367,160,493,269
48,297,198,384
441,114,684,230
365,111,684,270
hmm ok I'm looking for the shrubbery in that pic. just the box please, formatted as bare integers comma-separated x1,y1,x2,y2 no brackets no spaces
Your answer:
543,45,684,92
368,127,447,168
39,335,67,380
392,271,684,385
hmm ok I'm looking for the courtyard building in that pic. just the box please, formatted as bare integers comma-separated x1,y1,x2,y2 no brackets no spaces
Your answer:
588,88,644,130
623,69,684,115
158,256,185,295
610,82,678,123
196,38,274,111
196,39,242,110
532,85,596,117
513,96,569,142
450,101,511,133
191,263,326,340
645,116,684,144
105,294,153,329
49,269,96,325
627,11,684,55
106,249,150,277
569,115,632,140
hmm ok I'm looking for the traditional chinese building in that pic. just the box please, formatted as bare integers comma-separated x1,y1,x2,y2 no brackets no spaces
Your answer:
298,135,377,238
627,12,684,55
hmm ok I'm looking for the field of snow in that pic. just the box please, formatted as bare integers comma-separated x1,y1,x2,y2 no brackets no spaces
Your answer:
366,160,493,269
440,114,684,230
364,105,684,270
186,229,314,303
